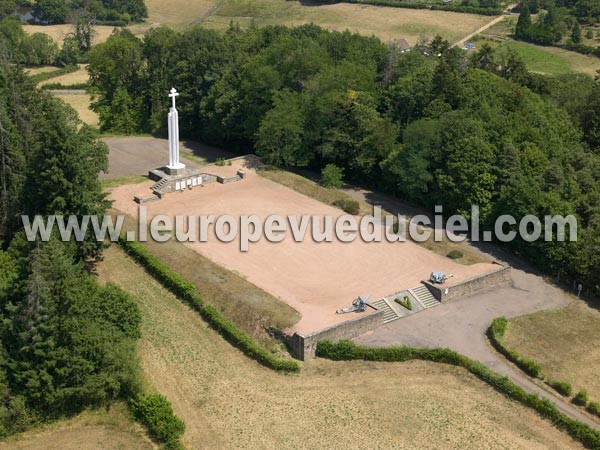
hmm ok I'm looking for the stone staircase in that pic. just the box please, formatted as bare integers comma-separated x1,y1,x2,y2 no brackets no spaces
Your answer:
371,298,402,324
410,285,440,309
151,178,170,194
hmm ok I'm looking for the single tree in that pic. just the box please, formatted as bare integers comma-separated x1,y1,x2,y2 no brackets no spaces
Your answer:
516,5,532,40
321,164,345,189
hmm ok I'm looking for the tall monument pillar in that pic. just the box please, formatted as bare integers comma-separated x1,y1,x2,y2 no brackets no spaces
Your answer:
166,87,186,175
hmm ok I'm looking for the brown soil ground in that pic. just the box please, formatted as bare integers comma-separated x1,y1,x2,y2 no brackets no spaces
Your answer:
505,301,600,401
109,157,498,333
95,245,583,450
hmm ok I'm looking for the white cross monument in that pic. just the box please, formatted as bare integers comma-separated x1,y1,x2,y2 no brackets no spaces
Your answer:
166,87,186,175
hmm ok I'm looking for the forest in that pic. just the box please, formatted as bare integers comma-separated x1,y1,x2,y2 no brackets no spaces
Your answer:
88,25,600,297
0,23,143,436
516,0,600,54
23,0,147,25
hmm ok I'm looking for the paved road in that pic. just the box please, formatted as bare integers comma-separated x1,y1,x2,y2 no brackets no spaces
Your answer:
346,185,600,428
356,267,600,428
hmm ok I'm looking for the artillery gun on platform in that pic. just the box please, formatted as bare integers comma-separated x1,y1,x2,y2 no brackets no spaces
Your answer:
336,295,370,314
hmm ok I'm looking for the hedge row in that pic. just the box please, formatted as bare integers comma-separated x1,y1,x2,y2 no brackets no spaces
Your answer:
118,237,300,373
29,64,78,84
487,317,543,378
316,340,600,449
342,0,502,16
41,82,90,90
129,393,185,450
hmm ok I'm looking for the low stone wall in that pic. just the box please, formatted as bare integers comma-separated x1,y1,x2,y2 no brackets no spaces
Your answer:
422,262,511,302
288,308,384,360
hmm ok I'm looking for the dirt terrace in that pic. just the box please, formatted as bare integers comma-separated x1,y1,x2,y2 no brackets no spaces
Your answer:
109,158,497,333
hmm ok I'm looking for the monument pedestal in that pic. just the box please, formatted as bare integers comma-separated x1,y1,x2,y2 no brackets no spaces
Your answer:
165,164,186,176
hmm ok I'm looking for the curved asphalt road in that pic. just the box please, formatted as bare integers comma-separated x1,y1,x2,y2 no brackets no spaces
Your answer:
355,265,600,429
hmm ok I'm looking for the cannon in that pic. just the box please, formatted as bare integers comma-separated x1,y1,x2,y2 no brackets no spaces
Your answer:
336,295,370,314
429,271,454,284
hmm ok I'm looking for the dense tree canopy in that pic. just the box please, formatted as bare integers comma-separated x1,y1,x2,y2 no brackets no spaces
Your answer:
88,25,600,296
0,34,140,435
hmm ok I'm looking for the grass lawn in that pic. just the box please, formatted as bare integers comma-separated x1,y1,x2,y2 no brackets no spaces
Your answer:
505,301,600,402
1,402,152,450
94,245,583,449
479,18,600,76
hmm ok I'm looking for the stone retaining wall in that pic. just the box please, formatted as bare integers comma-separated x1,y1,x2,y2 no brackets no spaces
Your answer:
422,262,511,302
288,308,384,360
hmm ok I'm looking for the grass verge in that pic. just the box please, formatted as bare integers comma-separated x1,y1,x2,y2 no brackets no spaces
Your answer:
117,236,300,373
487,317,543,378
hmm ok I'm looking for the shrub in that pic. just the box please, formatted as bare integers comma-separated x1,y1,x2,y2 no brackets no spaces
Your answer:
129,393,185,447
446,249,463,260
316,340,600,449
215,157,225,166
587,402,600,417
118,238,300,373
573,390,589,406
394,296,412,311
332,199,360,215
321,164,345,188
549,380,572,397
487,318,543,378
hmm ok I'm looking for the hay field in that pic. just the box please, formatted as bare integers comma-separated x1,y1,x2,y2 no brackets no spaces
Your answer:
1,403,153,450
39,65,89,86
202,1,493,44
53,93,99,128
141,0,492,44
505,301,600,402
23,24,117,45
94,245,583,450
25,65,58,76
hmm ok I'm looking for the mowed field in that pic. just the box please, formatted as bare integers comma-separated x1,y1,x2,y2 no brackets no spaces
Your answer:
504,301,600,402
141,0,494,44
53,93,99,128
95,245,583,450
23,24,118,45
480,19,600,76
39,65,89,86
0,403,154,450
110,158,498,333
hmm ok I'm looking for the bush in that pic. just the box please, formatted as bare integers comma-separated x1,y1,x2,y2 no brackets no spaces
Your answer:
487,317,543,378
587,402,600,417
394,295,412,311
549,380,572,397
215,157,225,166
332,199,360,215
321,164,345,188
446,249,463,260
316,340,600,449
118,237,300,373
573,390,589,406
129,393,185,447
